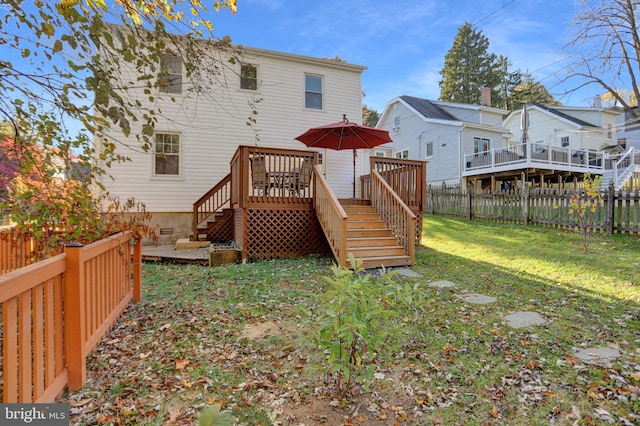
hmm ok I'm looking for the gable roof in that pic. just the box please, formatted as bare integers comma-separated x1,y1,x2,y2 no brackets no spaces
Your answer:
530,103,598,128
400,96,458,121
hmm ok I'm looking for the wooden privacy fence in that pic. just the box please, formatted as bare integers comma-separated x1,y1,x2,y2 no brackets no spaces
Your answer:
0,231,142,403
426,183,640,234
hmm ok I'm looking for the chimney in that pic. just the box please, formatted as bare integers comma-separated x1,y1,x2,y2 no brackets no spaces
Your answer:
480,85,492,107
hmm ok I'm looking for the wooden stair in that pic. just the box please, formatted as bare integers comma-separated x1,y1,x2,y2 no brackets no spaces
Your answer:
196,209,234,242
342,203,412,269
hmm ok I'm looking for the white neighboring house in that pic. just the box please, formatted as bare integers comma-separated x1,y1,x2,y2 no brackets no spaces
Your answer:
616,106,640,150
96,45,366,244
502,103,621,152
376,95,509,187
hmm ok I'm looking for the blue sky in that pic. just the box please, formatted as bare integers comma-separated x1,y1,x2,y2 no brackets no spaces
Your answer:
208,0,600,114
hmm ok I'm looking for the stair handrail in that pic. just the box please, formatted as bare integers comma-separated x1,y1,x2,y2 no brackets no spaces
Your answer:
313,165,348,268
192,173,231,241
370,169,416,262
613,147,635,190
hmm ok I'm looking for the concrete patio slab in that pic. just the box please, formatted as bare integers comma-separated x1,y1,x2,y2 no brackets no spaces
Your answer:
505,311,547,328
457,293,497,304
429,280,457,288
574,346,621,365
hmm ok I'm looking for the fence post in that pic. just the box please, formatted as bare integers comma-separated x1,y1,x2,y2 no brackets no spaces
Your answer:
64,242,86,391
133,237,142,302
467,190,473,221
523,186,530,225
606,182,615,234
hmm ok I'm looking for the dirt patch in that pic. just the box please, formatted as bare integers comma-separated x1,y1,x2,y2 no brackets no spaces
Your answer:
242,320,280,339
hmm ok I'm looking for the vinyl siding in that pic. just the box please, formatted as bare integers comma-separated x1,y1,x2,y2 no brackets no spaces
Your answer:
97,46,365,212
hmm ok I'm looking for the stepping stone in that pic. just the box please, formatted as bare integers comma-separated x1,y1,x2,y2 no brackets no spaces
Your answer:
394,268,422,278
457,293,497,304
505,311,546,328
574,346,621,365
429,280,457,288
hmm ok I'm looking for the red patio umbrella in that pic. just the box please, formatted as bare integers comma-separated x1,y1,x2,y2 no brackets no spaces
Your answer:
295,115,393,198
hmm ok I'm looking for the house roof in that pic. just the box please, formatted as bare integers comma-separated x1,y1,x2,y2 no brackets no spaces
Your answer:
529,103,598,128
399,96,458,121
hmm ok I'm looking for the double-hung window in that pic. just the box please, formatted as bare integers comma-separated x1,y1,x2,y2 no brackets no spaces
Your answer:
241,64,257,90
473,137,490,154
395,149,409,159
305,74,323,110
154,132,181,176
425,141,434,158
561,136,570,147
160,54,182,94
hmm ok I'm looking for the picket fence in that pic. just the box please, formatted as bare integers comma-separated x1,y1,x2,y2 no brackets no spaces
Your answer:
426,183,640,234
0,230,142,403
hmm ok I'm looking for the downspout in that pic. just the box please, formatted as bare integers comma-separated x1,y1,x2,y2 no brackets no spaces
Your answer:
458,124,465,187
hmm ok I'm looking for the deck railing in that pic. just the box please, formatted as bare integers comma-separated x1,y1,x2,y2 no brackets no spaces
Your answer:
369,169,416,262
1,231,141,402
614,147,636,189
314,165,348,268
192,173,231,241
464,142,608,174
230,145,317,209
368,157,427,213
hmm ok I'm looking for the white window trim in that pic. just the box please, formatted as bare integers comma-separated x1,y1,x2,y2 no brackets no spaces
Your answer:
152,131,183,179
425,140,434,158
304,73,323,110
159,54,183,95
395,149,409,159
240,63,258,91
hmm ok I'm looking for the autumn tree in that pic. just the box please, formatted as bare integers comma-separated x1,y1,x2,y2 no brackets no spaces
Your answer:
362,105,380,127
564,0,640,117
0,0,238,255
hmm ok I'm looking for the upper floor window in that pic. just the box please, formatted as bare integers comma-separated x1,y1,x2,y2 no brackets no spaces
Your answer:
395,149,409,159
305,74,323,110
473,137,490,154
393,115,401,133
561,136,570,147
425,141,433,158
154,132,180,176
241,63,257,90
160,54,182,94
606,123,613,139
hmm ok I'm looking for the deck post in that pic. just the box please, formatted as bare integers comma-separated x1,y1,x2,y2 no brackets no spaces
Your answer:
64,242,87,391
133,237,142,302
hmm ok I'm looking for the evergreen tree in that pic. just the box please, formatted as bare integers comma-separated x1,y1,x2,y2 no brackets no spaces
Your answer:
509,73,561,110
439,23,499,105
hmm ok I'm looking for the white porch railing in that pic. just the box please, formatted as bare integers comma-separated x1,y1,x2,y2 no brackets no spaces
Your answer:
464,142,609,176
612,147,637,191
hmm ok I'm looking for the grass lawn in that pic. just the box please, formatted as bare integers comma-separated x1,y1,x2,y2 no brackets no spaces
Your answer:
61,215,640,425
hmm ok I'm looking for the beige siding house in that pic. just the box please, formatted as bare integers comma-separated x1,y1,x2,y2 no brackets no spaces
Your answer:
96,45,367,243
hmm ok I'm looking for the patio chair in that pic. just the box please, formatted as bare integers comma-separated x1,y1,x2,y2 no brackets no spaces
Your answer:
250,155,271,195
289,157,313,195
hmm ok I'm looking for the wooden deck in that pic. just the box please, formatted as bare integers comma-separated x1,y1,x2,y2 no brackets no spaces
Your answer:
463,143,638,191
192,146,426,269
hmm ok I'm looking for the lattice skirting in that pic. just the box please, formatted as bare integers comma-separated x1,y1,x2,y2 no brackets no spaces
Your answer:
241,208,331,260
207,209,234,242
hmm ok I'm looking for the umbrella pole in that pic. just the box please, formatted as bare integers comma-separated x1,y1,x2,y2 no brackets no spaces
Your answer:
353,149,356,199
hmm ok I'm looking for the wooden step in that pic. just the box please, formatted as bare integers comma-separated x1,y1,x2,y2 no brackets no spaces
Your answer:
346,236,399,247
359,255,413,270
346,220,388,229
347,245,406,258
342,205,375,214
345,212,382,221
346,228,393,238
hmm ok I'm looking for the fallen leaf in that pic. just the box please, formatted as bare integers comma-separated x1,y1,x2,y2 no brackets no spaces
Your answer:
175,359,191,370
490,406,499,418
